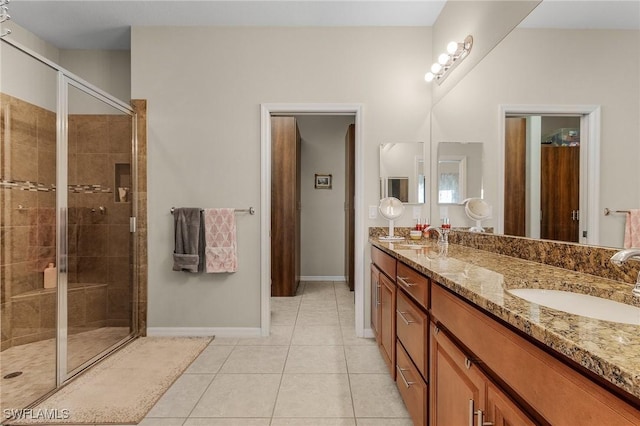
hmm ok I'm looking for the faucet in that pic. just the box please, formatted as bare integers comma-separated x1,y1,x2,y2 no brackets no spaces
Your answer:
610,248,640,297
424,225,449,246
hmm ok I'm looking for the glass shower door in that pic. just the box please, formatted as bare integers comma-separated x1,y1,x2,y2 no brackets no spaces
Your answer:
0,42,59,414
63,81,136,377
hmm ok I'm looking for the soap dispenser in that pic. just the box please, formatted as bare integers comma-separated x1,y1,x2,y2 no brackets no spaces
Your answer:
44,263,57,289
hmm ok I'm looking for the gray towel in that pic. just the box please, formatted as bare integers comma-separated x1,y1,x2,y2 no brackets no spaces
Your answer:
173,207,203,272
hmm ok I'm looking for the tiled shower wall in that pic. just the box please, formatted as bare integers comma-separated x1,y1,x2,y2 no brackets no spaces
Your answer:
0,93,135,350
1,93,57,350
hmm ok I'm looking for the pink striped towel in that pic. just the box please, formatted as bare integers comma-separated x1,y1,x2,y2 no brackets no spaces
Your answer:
203,208,238,273
624,209,640,248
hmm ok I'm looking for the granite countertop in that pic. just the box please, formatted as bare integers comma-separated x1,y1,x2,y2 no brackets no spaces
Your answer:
370,238,640,401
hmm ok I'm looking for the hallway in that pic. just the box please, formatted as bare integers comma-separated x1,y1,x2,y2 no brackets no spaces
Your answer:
140,281,411,425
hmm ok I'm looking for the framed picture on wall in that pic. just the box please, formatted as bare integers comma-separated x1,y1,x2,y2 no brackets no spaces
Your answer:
315,174,332,189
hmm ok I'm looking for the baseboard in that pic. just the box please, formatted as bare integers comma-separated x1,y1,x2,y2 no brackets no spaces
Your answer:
363,328,375,339
146,327,262,338
299,276,347,282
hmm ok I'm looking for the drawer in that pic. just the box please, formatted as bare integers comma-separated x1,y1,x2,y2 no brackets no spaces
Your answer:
396,289,428,378
396,262,429,309
396,341,428,426
372,246,396,280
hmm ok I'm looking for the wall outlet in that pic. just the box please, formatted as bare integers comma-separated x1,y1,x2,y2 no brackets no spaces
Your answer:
369,205,378,219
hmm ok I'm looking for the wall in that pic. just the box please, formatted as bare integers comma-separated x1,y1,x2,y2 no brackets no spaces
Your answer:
60,50,131,104
296,115,354,280
431,28,640,247
131,26,431,331
1,22,131,110
430,0,540,104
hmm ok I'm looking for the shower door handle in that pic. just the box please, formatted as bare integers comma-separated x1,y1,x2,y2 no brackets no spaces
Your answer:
130,217,137,233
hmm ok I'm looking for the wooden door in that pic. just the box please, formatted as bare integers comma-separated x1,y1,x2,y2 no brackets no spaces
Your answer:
486,381,537,426
504,117,527,236
430,324,486,426
370,264,380,343
271,116,301,296
379,272,396,378
541,145,579,242
345,124,355,291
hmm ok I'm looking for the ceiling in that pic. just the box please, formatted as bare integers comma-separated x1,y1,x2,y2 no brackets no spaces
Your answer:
5,0,639,51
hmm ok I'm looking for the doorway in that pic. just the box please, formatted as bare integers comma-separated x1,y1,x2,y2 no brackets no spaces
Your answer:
260,104,364,337
505,115,581,242
498,105,601,245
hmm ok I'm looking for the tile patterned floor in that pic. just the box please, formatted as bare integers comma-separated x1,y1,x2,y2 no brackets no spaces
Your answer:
140,281,412,426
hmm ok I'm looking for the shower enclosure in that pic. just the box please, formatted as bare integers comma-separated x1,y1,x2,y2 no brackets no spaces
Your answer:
1,40,139,413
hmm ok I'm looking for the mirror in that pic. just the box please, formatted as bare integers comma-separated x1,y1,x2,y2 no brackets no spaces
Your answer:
437,142,483,204
378,197,406,241
429,1,639,248
379,142,426,204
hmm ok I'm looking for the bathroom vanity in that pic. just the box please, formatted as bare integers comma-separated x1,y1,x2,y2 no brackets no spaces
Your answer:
370,237,640,425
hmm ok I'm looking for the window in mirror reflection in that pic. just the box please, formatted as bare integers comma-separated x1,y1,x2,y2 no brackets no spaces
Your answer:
437,142,483,205
438,158,466,203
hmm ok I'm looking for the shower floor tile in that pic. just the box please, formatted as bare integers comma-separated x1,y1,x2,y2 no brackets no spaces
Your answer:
0,327,130,413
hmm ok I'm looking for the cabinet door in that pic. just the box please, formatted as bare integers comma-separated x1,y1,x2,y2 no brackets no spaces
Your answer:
370,264,381,343
379,272,396,378
486,381,536,426
430,323,486,426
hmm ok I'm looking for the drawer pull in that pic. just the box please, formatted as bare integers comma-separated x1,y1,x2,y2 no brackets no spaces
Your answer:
396,365,415,388
465,357,472,369
396,310,415,325
397,276,416,287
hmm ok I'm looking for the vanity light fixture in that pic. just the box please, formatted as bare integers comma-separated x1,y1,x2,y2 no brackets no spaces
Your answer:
425,35,473,84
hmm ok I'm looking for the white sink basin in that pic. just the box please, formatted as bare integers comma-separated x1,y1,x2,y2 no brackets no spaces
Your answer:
508,289,640,325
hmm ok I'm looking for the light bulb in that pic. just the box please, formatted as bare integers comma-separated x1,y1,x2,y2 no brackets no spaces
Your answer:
447,41,458,55
424,72,434,82
438,53,450,65
430,63,442,73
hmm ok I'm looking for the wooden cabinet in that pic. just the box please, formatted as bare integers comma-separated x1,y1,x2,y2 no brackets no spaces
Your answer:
370,264,380,342
430,322,534,426
486,380,537,426
396,341,428,426
396,289,428,377
370,249,640,426
370,246,397,377
271,116,301,296
379,271,396,377
396,261,429,309
431,282,640,425
395,262,430,426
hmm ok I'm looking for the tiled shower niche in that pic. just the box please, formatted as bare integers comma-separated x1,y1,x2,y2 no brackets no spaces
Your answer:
1,93,134,351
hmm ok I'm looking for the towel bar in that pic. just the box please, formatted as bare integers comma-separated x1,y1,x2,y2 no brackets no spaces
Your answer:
604,208,630,216
170,207,255,215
